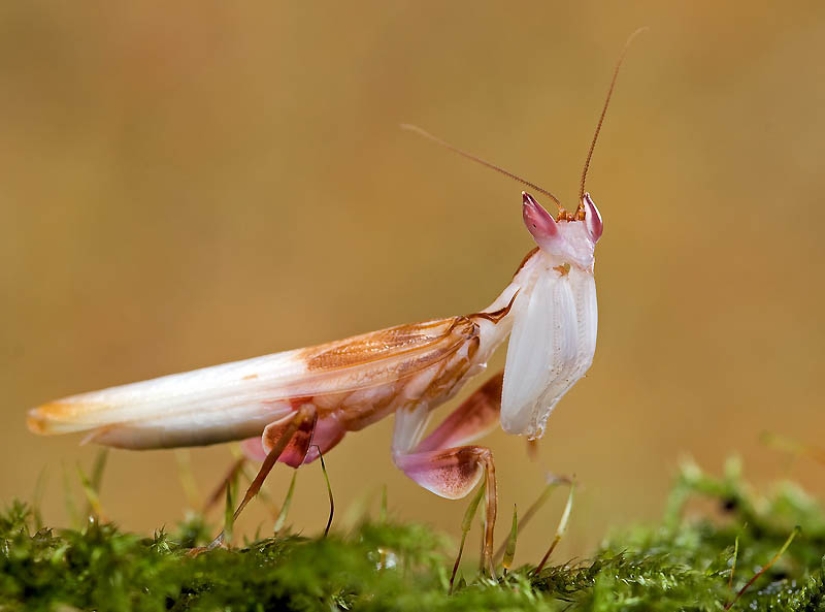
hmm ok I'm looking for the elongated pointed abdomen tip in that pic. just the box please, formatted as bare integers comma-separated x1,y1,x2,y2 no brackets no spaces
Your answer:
27,407,53,435
26,401,95,435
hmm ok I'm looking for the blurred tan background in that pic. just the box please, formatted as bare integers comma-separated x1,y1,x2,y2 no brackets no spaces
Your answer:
3,1,824,563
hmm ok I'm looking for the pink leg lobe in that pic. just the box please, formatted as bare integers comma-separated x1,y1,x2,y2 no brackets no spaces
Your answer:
393,372,503,574
240,413,346,466
416,373,503,452
212,404,318,547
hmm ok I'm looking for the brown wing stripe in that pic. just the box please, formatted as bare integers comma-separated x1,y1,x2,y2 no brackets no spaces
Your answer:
302,318,475,371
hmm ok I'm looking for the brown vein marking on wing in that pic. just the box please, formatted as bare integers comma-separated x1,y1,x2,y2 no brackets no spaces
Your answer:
421,335,480,405
302,317,476,373
298,317,481,429
337,332,480,431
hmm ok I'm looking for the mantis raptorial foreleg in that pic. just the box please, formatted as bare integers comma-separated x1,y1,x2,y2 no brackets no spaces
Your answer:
393,373,503,574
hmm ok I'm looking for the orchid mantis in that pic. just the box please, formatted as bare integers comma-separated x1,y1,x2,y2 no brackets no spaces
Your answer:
27,36,639,573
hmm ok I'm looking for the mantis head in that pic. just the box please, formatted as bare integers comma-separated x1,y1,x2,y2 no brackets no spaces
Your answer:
522,192,602,271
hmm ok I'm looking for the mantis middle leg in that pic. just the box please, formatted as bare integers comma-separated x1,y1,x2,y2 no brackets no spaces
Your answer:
392,372,503,574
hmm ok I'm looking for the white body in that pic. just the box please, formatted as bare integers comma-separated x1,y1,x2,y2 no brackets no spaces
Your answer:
27,191,602,458
26,188,603,581
501,250,597,439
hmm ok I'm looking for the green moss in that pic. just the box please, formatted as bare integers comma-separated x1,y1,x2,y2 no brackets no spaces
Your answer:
2,460,825,611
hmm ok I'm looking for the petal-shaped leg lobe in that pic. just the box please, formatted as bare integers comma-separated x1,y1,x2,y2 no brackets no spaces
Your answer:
415,372,503,453
232,405,317,522
394,447,489,500
395,445,497,574
261,407,318,468
303,415,347,463
240,411,346,465
391,377,503,575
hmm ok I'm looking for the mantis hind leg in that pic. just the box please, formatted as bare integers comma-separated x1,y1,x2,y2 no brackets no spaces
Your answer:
207,404,319,549
392,372,503,575
240,412,346,466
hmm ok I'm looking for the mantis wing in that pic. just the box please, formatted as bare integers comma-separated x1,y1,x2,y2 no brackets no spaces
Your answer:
27,316,482,449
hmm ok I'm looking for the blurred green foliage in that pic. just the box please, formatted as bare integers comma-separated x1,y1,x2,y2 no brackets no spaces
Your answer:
2,460,825,611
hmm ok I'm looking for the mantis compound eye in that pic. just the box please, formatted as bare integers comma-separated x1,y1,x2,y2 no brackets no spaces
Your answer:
522,192,559,250
582,193,603,242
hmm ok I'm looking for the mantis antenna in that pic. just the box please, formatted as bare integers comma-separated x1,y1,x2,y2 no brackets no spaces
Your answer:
577,27,648,213
404,28,647,219
400,123,564,212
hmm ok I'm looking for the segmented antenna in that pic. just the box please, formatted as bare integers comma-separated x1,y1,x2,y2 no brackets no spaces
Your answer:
400,123,564,212
404,28,646,219
578,27,648,210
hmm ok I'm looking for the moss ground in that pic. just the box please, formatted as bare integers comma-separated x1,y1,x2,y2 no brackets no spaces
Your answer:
2,460,825,611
